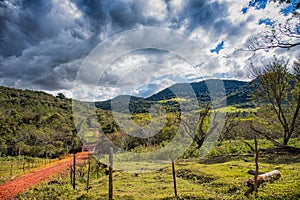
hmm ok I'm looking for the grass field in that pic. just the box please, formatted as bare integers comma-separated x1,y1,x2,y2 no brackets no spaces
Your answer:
17,147,300,199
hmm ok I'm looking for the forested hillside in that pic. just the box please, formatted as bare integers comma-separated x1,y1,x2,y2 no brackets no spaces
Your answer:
0,86,82,158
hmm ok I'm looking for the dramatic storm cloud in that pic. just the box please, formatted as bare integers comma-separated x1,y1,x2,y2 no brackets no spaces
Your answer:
0,0,299,100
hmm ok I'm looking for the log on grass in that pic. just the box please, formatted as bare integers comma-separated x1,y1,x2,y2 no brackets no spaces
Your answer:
247,170,281,188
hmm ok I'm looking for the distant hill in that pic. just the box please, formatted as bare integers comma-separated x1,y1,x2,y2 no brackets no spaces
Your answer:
226,79,258,107
147,79,251,102
95,79,257,112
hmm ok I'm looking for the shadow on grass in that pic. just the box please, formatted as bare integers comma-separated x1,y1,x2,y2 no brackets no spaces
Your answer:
77,194,135,200
195,152,300,165
259,152,300,164
161,196,205,200
197,155,253,164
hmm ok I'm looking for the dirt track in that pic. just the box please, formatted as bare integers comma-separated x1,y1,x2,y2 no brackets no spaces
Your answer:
0,152,89,200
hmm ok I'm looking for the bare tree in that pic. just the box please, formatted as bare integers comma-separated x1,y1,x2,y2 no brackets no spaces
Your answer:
181,104,223,149
247,17,300,51
219,112,241,141
245,0,299,51
250,57,300,146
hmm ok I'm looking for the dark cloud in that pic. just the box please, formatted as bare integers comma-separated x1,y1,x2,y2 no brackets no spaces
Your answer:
71,0,107,34
0,0,57,56
0,0,170,91
0,0,97,90
106,1,172,36
167,0,229,32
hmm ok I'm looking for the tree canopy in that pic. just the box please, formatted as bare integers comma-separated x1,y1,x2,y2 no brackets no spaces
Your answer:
250,57,300,146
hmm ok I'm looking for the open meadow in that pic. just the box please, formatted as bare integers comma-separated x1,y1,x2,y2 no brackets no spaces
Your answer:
16,140,300,200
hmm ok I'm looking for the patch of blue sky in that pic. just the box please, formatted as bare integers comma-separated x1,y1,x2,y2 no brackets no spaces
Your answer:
258,18,273,26
291,0,300,6
241,0,270,14
281,0,299,16
281,4,294,16
242,0,270,14
248,0,269,9
241,7,248,14
210,41,224,54
242,0,299,15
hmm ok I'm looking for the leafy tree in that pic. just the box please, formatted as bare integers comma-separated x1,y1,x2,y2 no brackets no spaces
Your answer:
250,57,300,146
56,93,66,99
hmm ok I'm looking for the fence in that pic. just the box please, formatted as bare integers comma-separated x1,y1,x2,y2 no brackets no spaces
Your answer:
0,157,55,183
68,152,178,199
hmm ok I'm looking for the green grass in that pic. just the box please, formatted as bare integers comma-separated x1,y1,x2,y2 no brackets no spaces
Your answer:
214,106,259,113
17,152,300,200
158,98,187,103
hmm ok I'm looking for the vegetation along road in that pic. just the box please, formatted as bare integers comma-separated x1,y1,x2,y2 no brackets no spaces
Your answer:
0,152,89,199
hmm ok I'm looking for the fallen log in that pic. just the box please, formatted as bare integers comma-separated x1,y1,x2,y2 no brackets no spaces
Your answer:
247,170,281,188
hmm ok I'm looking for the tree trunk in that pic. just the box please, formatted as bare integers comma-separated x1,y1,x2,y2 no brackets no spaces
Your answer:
18,147,21,166
172,160,177,197
86,156,91,192
283,131,290,146
109,148,113,200
254,136,259,194
73,154,76,190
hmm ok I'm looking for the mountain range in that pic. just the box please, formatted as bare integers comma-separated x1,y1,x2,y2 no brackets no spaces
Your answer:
95,79,257,113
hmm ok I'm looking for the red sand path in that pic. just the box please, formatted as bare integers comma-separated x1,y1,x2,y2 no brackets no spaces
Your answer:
0,152,89,200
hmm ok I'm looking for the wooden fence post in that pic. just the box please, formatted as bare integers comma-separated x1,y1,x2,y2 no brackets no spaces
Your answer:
22,162,25,172
254,135,259,195
10,163,13,177
172,160,178,197
73,154,76,190
109,148,113,200
86,156,91,192
18,147,21,166
70,165,73,185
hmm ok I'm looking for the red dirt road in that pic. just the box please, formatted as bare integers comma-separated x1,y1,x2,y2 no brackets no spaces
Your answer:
0,152,89,200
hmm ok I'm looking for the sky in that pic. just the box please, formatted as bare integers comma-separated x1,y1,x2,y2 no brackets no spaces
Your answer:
0,0,299,101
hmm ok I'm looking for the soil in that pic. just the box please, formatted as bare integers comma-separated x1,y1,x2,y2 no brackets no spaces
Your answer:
0,152,89,200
